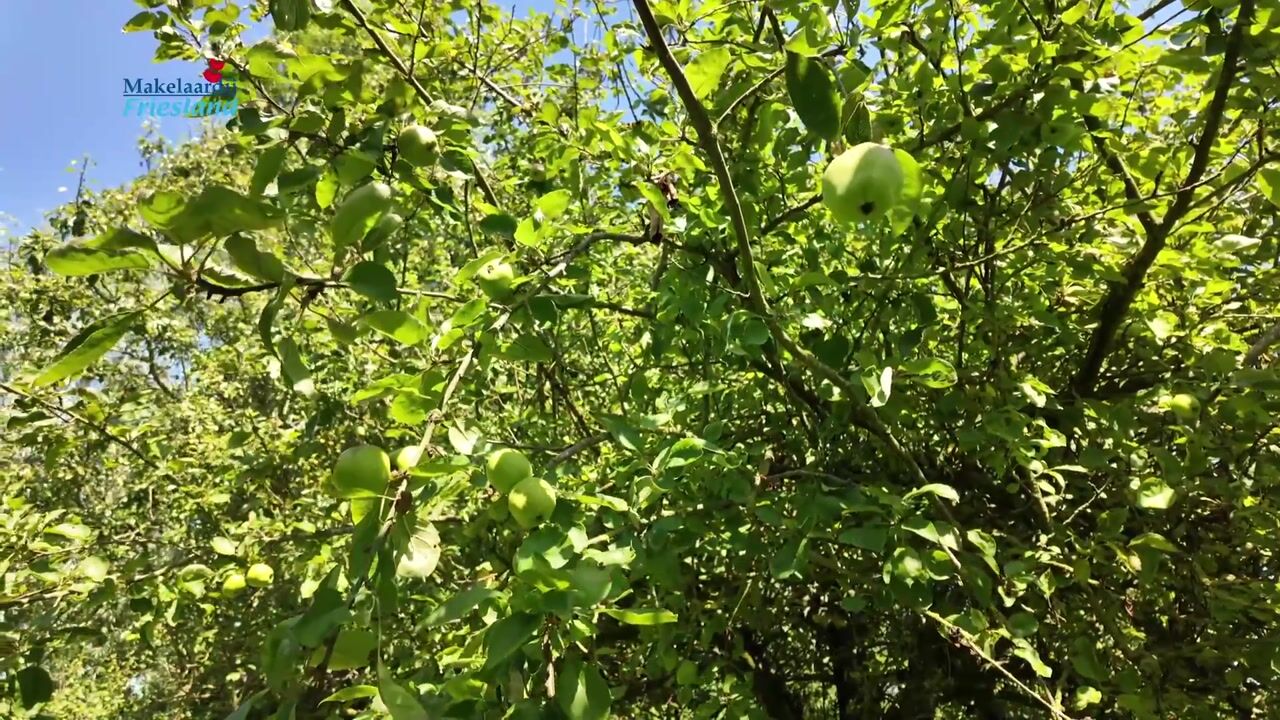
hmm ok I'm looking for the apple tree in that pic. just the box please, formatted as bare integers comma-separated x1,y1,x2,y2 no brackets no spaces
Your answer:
2,0,1279,718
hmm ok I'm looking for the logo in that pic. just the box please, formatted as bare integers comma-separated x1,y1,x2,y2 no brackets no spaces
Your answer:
122,58,239,119
203,58,226,84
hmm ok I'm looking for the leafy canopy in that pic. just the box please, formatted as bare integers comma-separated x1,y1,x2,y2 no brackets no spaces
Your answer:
2,0,1279,718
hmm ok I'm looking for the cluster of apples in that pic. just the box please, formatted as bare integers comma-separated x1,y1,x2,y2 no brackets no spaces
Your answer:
821,142,905,223
485,448,557,530
326,443,556,529
221,563,274,596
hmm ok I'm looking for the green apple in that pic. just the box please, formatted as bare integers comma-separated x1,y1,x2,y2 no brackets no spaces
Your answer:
246,563,274,588
331,445,392,498
222,573,247,596
391,444,423,472
1166,393,1200,422
821,142,904,223
508,477,556,529
332,181,392,252
475,260,516,301
398,125,438,167
486,448,532,493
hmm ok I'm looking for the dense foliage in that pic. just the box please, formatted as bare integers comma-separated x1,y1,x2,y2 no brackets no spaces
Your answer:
3,0,1280,718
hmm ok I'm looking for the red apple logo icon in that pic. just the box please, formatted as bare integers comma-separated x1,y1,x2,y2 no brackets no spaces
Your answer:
203,58,224,83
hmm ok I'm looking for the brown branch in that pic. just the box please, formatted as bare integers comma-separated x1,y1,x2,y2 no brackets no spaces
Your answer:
1244,322,1280,368
1071,0,1254,396
631,0,767,314
546,432,610,470
2,382,152,465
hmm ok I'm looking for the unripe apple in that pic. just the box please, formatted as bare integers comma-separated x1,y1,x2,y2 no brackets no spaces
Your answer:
486,448,533,493
821,142,904,223
332,181,392,251
1165,393,1200,422
398,125,439,167
331,445,392,498
508,476,556,529
246,563,274,588
475,260,516,301
222,573,247,596
391,445,423,472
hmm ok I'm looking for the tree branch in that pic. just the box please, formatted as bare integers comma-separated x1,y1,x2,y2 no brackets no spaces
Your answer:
1071,0,1253,396
1244,322,1280,368
2,382,152,465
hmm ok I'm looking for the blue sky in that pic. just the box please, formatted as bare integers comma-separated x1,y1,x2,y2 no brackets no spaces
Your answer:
0,0,568,237
0,3,264,234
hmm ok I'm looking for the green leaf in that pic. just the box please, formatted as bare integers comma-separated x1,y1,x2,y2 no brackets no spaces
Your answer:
1060,0,1090,24
1256,167,1280,208
45,522,93,541
1213,234,1260,254
556,657,612,720
904,483,959,504
225,235,286,283
602,415,645,454
1074,686,1103,710
901,516,957,549
536,189,573,219
32,312,139,386
424,585,501,627
378,668,428,720
479,213,519,237
78,556,110,582
901,357,956,388
1135,478,1175,510
327,629,377,671
601,607,677,625
344,261,399,303
258,276,296,355
45,244,152,276
315,168,339,210
483,612,542,669
1007,611,1039,638
570,563,613,606
514,216,544,247
396,525,441,579
770,537,808,580
685,47,732,100
84,227,158,253
17,666,53,709
211,537,238,556
361,310,428,345
190,186,284,237
270,0,311,30
1011,639,1053,677
277,338,315,396
331,182,392,255
500,333,554,362
250,145,289,196
843,97,872,144
140,191,186,228
224,693,263,720
838,525,888,552
320,685,379,704
785,52,841,140
860,366,893,407
123,10,167,32
1071,637,1107,681
1129,532,1178,553
288,581,347,647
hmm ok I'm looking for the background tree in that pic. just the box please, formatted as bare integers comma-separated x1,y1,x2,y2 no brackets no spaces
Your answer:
2,0,1279,718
